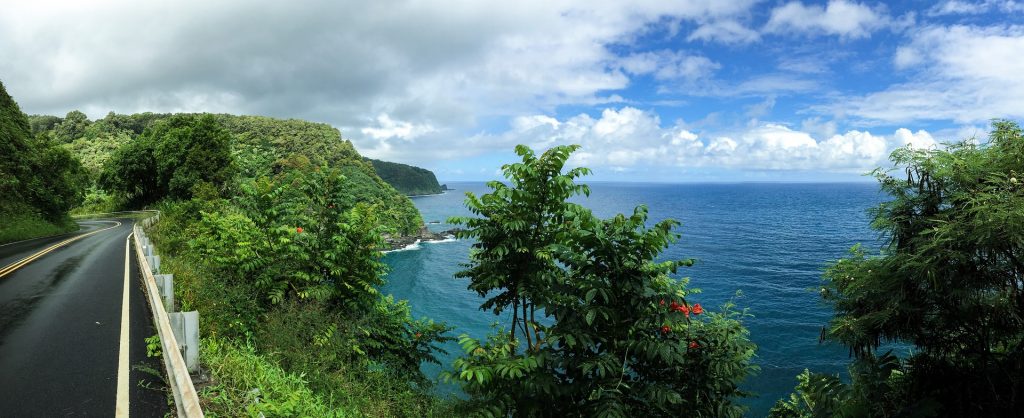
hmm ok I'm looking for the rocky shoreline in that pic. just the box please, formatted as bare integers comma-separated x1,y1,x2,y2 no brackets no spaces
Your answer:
382,226,463,251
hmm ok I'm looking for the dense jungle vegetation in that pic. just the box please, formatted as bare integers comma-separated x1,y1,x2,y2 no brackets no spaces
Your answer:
367,158,444,196
4,76,1024,416
0,81,87,243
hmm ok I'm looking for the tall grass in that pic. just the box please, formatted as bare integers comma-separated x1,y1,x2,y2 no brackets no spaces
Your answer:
199,338,353,417
0,212,79,244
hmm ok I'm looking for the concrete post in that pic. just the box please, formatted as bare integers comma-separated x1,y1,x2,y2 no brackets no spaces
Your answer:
169,311,200,373
147,255,160,274
154,274,175,311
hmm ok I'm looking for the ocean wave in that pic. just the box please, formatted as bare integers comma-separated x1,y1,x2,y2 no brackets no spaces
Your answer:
424,236,457,244
381,236,458,254
382,240,422,253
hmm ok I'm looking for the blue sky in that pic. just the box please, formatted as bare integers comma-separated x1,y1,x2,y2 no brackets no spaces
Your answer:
2,0,1022,181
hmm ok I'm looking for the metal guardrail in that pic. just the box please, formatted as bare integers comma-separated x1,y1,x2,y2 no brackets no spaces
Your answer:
133,214,204,417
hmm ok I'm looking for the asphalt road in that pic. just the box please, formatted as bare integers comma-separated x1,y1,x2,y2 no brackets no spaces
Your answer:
0,219,168,416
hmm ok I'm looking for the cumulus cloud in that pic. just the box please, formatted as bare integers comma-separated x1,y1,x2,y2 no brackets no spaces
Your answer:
0,0,755,128
836,25,1024,124
473,107,932,175
360,114,436,140
764,0,888,39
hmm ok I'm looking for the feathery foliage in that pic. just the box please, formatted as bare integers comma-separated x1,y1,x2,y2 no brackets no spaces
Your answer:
448,145,756,417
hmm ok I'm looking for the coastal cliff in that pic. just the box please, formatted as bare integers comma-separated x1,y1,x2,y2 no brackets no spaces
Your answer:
367,158,443,196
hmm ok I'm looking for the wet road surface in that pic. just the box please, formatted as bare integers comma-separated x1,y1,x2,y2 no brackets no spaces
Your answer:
0,219,168,416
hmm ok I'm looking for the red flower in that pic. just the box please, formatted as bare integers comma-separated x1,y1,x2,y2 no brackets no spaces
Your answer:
659,299,666,306
296,227,304,233
689,341,699,349
676,304,690,316
692,303,703,315
669,301,680,310
414,332,422,339
660,325,671,334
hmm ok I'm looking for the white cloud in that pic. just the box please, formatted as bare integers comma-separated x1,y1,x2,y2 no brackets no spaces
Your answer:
361,114,436,140
617,50,720,81
0,0,753,123
472,107,930,175
0,0,768,169
927,1,1024,16
687,20,760,44
892,128,938,149
764,0,887,39
837,25,1024,124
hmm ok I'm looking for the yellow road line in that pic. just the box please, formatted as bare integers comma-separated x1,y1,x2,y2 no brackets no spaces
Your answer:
0,221,122,279
115,232,133,417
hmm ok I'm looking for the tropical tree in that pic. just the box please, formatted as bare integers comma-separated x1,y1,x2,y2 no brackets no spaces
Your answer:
451,144,591,350
100,113,233,206
53,110,91,143
449,145,756,417
0,81,87,221
772,120,1024,417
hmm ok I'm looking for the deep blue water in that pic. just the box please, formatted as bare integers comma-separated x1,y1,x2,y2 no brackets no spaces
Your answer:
380,181,886,417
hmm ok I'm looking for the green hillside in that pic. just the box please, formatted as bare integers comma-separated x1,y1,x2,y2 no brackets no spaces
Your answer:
216,115,423,235
33,111,423,236
367,158,442,196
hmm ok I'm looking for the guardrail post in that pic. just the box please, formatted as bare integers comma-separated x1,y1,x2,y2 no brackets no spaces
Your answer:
146,255,161,274
154,274,175,311
169,311,200,373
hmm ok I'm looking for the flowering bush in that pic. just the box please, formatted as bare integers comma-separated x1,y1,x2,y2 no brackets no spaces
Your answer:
448,145,756,417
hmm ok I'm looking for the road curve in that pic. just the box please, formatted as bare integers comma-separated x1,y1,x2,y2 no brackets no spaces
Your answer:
0,219,168,416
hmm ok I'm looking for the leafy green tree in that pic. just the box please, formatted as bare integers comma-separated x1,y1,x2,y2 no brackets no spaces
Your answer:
449,145,756,417
0,81,87,222
0,81,35,204
53,110,91,143
100,114,233,206
98,134,161,207
26,136,89,217
152,114,233,199
774,120,1024,417
452,145,591,350
28,114,62,136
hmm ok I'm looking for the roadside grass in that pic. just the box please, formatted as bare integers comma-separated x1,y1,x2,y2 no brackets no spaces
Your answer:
0,212,79,244
199,338,352,417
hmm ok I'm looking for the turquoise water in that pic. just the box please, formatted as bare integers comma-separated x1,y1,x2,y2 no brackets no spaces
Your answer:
380,181,884,416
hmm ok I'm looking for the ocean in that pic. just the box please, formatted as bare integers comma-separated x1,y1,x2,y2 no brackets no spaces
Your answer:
380,181,887,416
